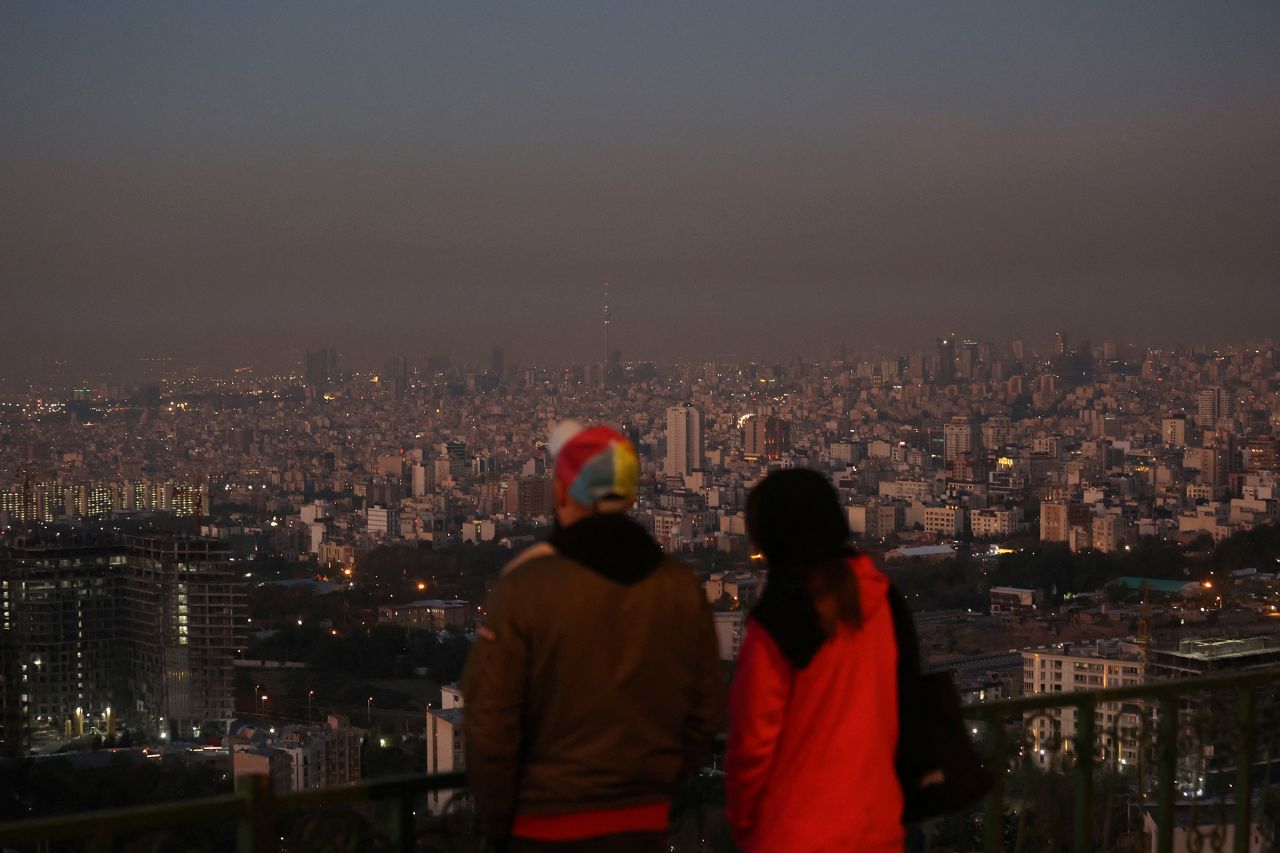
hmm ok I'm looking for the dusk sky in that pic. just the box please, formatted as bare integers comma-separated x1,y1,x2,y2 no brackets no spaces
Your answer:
2,2,1278,377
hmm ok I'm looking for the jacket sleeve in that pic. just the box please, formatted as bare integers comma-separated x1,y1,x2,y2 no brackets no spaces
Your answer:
725,620,792,849
460,577,527,842
681,591,727,780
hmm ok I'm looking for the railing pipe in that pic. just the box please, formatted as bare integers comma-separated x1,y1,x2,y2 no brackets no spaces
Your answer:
0,794,245,844
86,828,112,853
1073,695,1096,853
236,773,273,853
388,789,416,853
1157,694,1179,853
983,718,1006,853
1233,684,1256,853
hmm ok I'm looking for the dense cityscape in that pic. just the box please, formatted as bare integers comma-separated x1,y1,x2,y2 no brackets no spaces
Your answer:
2,330,1279,846
4,2,1279,850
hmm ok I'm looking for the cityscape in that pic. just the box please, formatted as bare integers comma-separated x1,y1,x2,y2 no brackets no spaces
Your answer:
2,2,1279,851
3,332,1280,847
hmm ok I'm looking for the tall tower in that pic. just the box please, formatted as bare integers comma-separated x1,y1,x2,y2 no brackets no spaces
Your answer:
602,282,611,373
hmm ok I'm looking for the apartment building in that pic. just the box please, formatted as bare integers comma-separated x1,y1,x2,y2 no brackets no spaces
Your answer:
1022,641,1145,769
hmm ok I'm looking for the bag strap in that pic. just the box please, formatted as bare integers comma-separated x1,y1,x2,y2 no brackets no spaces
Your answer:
888,583,931,780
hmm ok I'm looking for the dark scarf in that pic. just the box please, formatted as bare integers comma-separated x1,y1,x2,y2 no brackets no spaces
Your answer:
547,512,665,585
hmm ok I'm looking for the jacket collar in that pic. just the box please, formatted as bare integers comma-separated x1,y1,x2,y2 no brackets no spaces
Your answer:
547,512,665,586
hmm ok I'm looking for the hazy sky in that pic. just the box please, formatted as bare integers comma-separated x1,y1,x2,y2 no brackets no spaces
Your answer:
2,2,1278,376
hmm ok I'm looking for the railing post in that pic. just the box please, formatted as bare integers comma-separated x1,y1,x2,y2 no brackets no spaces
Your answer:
85,827,112,853
1074,696,1095,853
388,789,416,853
1157,695,1179,853
983,716,1006,853
236,774,274,853
1233,685,1256,853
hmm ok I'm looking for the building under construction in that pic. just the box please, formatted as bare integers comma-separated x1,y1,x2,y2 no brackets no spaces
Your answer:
0,534,246,755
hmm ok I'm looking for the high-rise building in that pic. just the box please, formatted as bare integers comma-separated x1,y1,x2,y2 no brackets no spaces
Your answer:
1161,415,1188,448
955,341,978,380
741,415,765,457
764,418,791,460
0,542,119,755
1040,501,1090,543
490,346,505,378
502,477,553,519
305,348,339,387
666,405,705,477
119,536,246,738
1,535,246,753
942,416,976,463
382,355,408,400
1197,386,1229,428
936,337,956,383
981,415,1013,450
742,416,790,460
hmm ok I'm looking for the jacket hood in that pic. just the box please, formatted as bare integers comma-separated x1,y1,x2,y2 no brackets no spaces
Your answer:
547,512,665,586
851,552,889,623
751,551,886,670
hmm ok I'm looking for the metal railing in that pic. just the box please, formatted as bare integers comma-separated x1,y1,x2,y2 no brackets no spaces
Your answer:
1,668,1277,852
962,666,1280,853
0,770,472,853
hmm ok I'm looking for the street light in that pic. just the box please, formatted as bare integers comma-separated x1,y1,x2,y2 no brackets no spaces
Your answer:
254,684,261,714
308,689,314,720
367,696,373,726
261,694,269,717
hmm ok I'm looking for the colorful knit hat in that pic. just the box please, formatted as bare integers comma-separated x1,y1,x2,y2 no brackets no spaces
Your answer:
549,421,639,510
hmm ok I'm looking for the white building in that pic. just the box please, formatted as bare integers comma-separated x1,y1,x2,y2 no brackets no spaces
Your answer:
425,707,468,815
878,479,934,501
277,715,364,791
970,508,1021,539
1022,642,1145,769
461,519,496,543
666,405,705,477
943,417,976,463
230,715,363,794
713,611,745,661
1090,513,1123,553
367,504,398,537
923,505,966,538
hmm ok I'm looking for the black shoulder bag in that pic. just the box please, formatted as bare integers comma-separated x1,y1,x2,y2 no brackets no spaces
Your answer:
888,585,994,823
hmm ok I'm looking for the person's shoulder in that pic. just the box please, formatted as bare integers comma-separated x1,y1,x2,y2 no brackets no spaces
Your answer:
499,541,559,579
649,556,706,593
651,555,700,576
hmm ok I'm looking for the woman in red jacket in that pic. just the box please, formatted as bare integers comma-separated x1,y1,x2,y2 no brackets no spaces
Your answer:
726,469,904,853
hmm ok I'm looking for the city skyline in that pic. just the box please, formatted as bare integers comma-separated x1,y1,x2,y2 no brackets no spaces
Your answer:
3,3,1279,377
5,327,1280,389
4,5,1280,844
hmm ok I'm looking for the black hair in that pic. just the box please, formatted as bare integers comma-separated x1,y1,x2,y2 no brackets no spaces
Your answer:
746,469,861,665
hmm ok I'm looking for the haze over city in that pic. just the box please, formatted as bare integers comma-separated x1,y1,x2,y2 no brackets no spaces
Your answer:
3,2,1279,379
8,5,1280,851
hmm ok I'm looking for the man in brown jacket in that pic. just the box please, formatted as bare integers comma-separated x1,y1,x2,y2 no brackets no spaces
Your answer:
461,422,724,852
